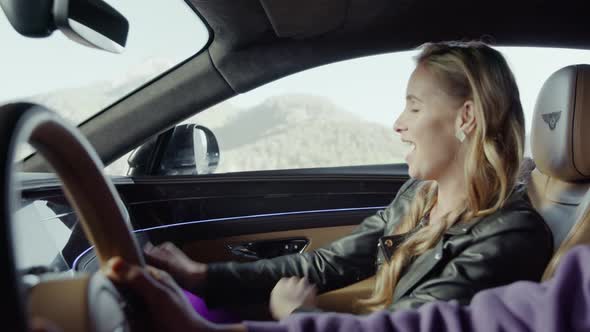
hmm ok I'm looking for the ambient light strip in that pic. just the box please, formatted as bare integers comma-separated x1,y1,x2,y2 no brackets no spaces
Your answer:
71,206,386,270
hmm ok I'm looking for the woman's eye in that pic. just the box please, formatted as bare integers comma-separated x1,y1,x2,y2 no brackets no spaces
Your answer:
410,109,419,113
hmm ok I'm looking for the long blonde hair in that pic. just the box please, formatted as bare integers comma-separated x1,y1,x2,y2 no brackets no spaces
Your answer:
358,41,525,312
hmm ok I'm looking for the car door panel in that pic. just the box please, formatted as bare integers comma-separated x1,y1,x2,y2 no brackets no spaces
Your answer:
181,225,356,263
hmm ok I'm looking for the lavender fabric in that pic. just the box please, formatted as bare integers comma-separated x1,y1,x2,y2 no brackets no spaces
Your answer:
245,245,590,332
183,290,240,323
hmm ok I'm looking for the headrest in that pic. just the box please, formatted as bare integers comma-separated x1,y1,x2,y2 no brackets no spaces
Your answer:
531,64,590,181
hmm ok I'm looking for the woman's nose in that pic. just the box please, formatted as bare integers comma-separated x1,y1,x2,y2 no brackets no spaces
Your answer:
393,115,406,134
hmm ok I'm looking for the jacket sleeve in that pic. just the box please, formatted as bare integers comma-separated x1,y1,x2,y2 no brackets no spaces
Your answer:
244,246,590,332
390,209,553,311
203,179,416,307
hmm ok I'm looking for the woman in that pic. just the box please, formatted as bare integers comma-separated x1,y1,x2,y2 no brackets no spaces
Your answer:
144,41,552,318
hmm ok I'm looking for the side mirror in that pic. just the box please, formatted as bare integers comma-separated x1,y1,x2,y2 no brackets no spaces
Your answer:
0,0,128,53
127,124,220,176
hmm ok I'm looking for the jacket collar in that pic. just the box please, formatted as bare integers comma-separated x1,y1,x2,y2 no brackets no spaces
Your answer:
444,190,526,235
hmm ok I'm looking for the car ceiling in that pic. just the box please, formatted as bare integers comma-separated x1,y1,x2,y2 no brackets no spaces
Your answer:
194,0,589,92
23,0,590,171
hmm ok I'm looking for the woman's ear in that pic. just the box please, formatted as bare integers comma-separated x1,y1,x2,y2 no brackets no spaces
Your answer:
457,101,476,134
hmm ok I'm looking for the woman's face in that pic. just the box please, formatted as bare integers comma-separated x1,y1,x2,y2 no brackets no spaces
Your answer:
394,64,465,181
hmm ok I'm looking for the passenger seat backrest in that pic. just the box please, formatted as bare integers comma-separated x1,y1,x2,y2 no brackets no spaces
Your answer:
526,64,590,280
543,192,590,279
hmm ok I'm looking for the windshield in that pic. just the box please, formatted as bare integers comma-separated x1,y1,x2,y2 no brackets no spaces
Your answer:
5,0,209,273
0,0,209,125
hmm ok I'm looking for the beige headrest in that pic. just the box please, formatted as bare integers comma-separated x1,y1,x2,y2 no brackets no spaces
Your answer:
531,65,590,181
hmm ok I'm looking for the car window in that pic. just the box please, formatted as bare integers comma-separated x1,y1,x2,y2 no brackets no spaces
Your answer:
106,47,590,175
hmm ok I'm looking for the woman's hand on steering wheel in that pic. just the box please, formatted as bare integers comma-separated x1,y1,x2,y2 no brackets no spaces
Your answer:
106,257,219,332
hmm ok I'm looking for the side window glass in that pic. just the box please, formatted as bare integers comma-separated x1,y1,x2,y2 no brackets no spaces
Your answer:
182,51,417,174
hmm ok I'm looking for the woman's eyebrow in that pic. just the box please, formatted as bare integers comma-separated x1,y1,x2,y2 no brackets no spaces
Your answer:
406,94,423,103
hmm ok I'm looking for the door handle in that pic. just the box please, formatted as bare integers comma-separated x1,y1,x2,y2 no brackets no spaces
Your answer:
227,244,260,260
226,238,309,260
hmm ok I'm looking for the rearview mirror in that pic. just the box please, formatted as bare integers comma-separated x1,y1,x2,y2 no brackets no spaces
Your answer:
127,124,220,176
0,0,128,53
53,0,128,53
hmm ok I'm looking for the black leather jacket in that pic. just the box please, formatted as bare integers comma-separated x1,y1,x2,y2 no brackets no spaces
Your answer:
204,179,553,311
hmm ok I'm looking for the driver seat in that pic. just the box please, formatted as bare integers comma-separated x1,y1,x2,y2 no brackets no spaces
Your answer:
525,64,590,279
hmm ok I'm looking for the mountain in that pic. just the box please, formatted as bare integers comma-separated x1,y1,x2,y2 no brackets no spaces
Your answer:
188,94,407,173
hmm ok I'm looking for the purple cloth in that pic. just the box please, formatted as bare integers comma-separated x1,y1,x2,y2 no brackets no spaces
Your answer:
183,290,241,323
245,245,590,332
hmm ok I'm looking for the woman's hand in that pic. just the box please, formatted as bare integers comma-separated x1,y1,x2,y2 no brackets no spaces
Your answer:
144,242,207,295
106,257,246,332
270,277,318,320
106,257,215,331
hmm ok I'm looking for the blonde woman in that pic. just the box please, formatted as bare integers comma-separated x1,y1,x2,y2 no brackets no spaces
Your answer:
145,41,553,318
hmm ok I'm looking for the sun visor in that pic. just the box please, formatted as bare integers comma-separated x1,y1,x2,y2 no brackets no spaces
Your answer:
259,0,348,38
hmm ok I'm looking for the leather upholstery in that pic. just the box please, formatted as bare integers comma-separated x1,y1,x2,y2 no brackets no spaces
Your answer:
528,65,590,248
531,65,590,181
527,65,590,279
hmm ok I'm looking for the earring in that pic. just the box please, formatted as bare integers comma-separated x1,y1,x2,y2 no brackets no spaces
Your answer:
455,129,466,143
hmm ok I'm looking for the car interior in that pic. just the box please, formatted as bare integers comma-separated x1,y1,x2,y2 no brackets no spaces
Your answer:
1,0,589,331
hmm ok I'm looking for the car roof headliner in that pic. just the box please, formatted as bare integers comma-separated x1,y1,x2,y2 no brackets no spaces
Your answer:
192,0,590,93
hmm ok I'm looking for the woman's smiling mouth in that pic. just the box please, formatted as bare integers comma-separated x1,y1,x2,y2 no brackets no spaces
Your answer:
401,139,416,161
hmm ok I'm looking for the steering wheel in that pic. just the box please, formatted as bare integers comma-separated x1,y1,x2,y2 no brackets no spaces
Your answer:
0,103,144,332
